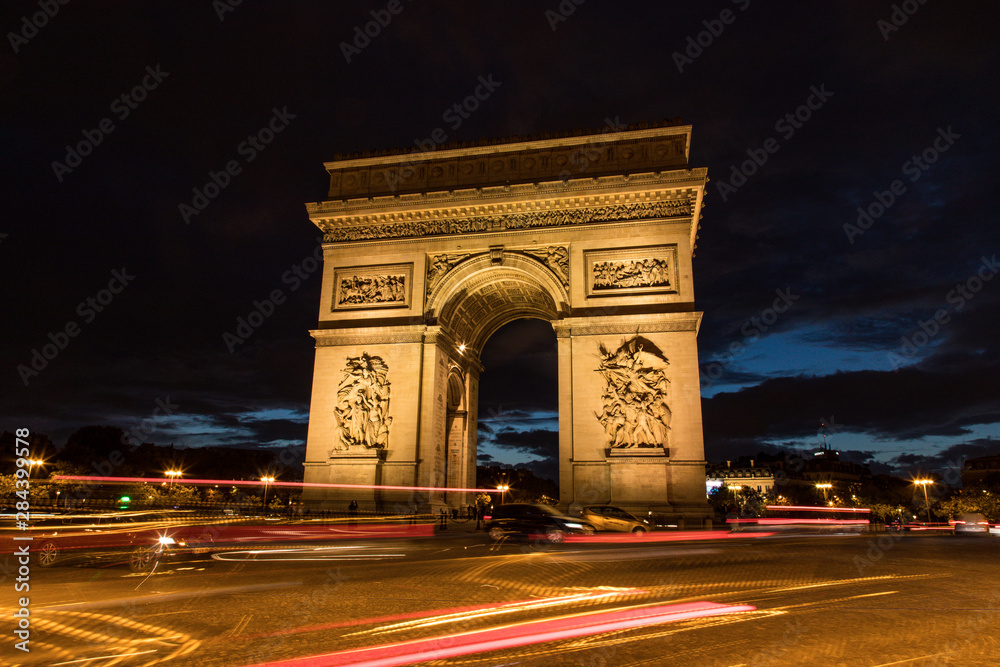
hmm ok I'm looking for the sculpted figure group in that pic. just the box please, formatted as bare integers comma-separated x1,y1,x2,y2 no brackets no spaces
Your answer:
324,200,693,242
338,275,406,305
333,354,391,451
596,338,672,448
593,257,670,290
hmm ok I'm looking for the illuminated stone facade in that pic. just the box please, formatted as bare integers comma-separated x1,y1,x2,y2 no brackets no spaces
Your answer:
302,123,711,524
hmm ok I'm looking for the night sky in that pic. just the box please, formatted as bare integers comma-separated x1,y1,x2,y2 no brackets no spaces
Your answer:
3,2,998,484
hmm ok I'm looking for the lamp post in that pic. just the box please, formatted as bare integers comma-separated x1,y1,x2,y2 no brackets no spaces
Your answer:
815,482,833,503
726,484,744,515
914,479,933,522
261,476,275,511
497,484,509,506
27,459,45,480
165,470,181,489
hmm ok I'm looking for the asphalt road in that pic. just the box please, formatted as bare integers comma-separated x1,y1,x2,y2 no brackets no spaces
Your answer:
3,531,998,666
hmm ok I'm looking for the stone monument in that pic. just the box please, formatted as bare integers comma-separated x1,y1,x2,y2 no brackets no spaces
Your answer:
302,121,711,525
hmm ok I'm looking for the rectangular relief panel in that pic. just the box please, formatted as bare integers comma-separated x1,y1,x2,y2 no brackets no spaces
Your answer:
584,245,678,298
333,263,413,310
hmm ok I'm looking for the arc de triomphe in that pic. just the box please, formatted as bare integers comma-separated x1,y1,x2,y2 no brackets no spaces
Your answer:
302,122,711,524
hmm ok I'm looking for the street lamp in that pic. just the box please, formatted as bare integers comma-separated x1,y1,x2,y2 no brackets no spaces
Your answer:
726,484,745,515
261,476,275,511
497,484,509,505
27,459,45,479
913,479,933,522
815,482,833,503
165,470,182,489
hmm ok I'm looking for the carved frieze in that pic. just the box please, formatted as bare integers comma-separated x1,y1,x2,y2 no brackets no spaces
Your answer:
321,199,693,243
331,353,391,454
333,264,412,310
585,245,678,297
595,337,671,449
425,245,570,297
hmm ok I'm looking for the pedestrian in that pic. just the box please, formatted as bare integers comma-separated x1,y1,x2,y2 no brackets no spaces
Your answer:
348,499,358,527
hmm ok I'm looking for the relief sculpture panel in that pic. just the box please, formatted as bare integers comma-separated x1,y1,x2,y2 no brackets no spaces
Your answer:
426,253,473,297
594,258,670,291
331,353,391,453
522,245,569,288
334,264,412,310
585,245,678,298
595,337,671,449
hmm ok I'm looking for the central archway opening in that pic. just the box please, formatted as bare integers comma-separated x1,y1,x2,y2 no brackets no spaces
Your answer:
475,317,559,504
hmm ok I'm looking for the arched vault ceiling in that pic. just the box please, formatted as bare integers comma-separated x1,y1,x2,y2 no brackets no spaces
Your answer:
439,270,558,351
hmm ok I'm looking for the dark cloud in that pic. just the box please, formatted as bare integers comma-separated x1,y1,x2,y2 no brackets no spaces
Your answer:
703,356,1000,448
490,429,558,460
0,2,996,480
889,438,1000,475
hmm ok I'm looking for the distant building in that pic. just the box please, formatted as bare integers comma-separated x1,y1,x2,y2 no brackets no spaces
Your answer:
801,448,872,487
962,455,1000,489
706,448,874,502
706,460,775,495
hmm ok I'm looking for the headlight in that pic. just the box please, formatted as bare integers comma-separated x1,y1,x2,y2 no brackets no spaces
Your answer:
158,536,176,545
563,522,583,529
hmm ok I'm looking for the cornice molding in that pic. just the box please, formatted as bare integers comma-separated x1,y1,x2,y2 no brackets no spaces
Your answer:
311,327,425,347
315,197,697,243
307,169,706,217
553,312,703,336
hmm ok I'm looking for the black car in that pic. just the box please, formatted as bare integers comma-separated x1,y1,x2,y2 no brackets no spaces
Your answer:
486,503,595,543
27,511,204,572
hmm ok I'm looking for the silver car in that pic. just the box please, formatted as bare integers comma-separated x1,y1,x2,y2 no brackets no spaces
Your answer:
951,513,990,536
580,505,654,533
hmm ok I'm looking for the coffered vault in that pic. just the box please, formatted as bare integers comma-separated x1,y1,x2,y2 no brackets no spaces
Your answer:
302,121,711,525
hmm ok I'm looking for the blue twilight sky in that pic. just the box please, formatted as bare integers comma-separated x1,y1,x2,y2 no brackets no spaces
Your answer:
2,2,998,485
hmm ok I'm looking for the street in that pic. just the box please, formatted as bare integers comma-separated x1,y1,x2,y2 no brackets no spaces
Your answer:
4,531,998,666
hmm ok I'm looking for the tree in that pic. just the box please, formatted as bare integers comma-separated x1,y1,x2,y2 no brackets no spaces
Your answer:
58,425,128,467
867,503,903,524
0,474,16,500
936,489,1000,521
